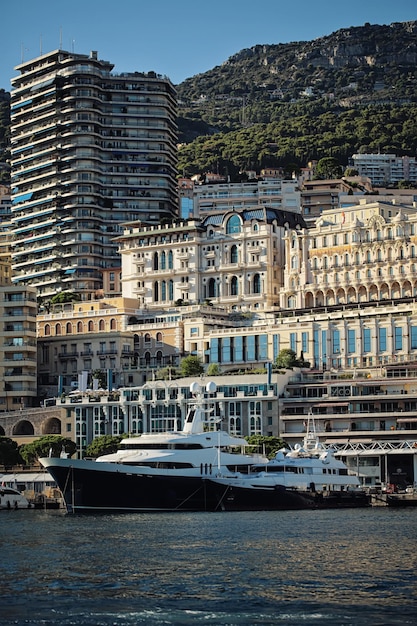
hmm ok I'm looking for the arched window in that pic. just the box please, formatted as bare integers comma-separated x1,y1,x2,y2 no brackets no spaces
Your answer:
110,318,116,330
366,250,371,263
291,255,298,270
153,282,159,301
156,351,163,366
156,332,163,343
226,214,241,234
355,252,360,265
160,251,166,270
288,295,296,308
55,323,61,335
45,324,50,336
253,274,261,294
323,257,328,270
377,249,382,262
144,351,151,365
168,250,173,269
77,321,83,333
231,276,239,296
168,279,174,300
161,280,167,301
208,277,217,298
66,322,72,334
230,244,238,264
88,321,94,332
144,333,151,344
153,252,159,270
99,319,105,331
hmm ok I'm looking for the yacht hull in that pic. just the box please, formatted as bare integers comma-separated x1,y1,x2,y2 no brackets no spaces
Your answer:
207,481,371,511
40,458,370,513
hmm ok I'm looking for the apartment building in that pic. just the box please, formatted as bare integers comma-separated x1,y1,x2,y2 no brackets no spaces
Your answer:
191,178,300,217
0,285,37,411
352,153,417,186
10,49,178,300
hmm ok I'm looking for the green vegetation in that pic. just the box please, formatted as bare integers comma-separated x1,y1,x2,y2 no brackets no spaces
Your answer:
274,349,309,370
177,103,417,178
85,435,123,458
0,436,22,466
179,355,204,377
245,434,287,459
19,436,77,464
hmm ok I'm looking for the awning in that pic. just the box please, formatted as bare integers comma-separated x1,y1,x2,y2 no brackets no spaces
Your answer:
397,417,417,422
11,99,32,111
12,191,33,204
30,77,55,92
312,402,349,408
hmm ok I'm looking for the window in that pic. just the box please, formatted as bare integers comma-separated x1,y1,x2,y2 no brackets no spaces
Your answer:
332,329,340,354
290,333,297,352
411,326,417,350
226,215,241,234
379,327,387,352
347,329,356,354
394,327,402,351
363,328,371,353
253,274,261,294
302,332,308,353
230,245,238,264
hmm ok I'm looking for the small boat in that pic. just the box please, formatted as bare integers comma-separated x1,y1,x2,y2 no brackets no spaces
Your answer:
206,417,370,510
40,382,268,513
0,486,31,510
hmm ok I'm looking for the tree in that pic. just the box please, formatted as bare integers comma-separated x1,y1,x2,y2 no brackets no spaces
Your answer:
314,157,342,180
19,436,77,464
245,435,287,459
179,355,204,377
207,363,222,376
85,435,123,458
50,291,81,304
0,437,23,466
92,369,107,389
274,349,301,369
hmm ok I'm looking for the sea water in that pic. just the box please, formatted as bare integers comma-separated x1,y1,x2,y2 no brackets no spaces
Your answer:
0,508,416,625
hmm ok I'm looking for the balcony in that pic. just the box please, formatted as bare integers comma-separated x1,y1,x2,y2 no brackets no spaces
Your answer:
58,352,79,359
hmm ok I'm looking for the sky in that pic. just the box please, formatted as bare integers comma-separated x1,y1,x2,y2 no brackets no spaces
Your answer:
1,0,416,91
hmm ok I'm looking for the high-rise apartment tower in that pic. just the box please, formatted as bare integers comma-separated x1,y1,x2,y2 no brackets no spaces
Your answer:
10,49,178,300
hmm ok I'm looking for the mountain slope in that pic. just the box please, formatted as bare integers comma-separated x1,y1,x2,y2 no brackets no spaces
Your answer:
177,21,417,177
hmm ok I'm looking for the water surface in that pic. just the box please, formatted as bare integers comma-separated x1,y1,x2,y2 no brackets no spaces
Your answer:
0,508,416,625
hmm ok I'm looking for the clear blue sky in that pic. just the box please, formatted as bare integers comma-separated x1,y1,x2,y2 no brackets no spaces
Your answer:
1,0,416,90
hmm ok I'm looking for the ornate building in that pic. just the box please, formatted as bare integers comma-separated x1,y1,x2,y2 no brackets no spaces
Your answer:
281,199,417,310
118,207,306,312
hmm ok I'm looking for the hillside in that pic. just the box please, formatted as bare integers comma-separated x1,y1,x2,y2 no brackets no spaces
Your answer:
177,21,417,178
